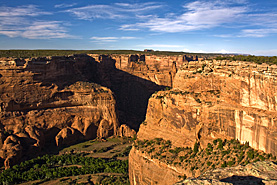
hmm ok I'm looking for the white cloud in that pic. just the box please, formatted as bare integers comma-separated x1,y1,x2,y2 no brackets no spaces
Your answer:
0,5,76,39
21,21,76,39
183,48,237,54
91,37,118,42
121,36,137,39
66,2,163,20
90,36,138,42
0,31,21,38
138,44,183,48
55,3,77,8
0,5,50,17
240,28,277,37
120,1,246,32
215,28,277,38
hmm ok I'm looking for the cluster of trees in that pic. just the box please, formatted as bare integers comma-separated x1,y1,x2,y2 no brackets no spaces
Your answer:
99,174,130,185
216,55,277,65
0,154,128,184
134,137,276,175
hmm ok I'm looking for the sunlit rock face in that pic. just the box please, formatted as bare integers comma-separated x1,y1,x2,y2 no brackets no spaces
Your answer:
0,55,120,168
172,60,276,154
129,60,277,185
175,161,277,185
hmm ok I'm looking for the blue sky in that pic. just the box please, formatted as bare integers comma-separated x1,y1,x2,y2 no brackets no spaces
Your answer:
0,0,277,56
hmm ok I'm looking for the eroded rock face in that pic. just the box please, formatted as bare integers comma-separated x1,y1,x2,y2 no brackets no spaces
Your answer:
0,135,22,169
95,54,167,131
55,127,84,147
129,147,187,185
129,60,277,185
117,124,136,138
0,55,120,168
175,161,277,185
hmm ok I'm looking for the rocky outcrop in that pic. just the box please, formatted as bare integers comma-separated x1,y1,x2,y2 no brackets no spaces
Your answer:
0,135,22,169
55,127,84,147
129,60,277,185
0,55,121,168
175,161,277,185
129,147,186,185
117,124,136,138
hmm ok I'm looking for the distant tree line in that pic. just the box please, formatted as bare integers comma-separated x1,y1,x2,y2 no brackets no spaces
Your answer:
0,50,143,58
0,50,224,58
216,55,277,65
0,154,128,184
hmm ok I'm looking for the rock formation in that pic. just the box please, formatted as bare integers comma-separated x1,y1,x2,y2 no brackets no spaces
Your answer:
0,55,120,168
175,161,277,185
0,53,182,168
129,60,277,185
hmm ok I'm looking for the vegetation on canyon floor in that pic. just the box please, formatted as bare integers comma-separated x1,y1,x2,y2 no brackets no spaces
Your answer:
134,138,276,177
0,137,132,185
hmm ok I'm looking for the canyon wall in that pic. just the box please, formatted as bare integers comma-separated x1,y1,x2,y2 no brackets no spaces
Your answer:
129,60,277,185
0,53,185,168
0,55,122,168
90,54,183,130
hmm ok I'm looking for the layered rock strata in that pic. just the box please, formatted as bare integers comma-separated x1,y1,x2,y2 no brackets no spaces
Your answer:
129,60,277,185
0,55,120,168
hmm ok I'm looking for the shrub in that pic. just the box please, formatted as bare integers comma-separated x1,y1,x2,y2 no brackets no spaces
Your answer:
221,161,227,168
193,142,200,153
227,161,234,166
217,139,223,150
247,149,255,159
258,155,265,161
213,139,217,145
207,143,213,150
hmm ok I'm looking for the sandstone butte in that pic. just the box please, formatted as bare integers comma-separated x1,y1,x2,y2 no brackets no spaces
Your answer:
129,59,277,184
0,53,276,184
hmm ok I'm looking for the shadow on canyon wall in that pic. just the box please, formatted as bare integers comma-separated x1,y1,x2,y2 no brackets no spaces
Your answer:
220,175,265,185
25,54,166,131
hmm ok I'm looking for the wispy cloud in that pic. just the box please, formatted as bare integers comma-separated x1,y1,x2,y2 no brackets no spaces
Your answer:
21,21,75,39
138,44,183,48
0,5,50,17
66,2,163,20
120,1,246,32
183,48,237,54
55,3,77,8
240,28,277,37
215,28,277,38
0,5,75,39
91,36,138,42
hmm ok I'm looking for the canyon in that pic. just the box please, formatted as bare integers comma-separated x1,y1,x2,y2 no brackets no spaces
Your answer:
0,53,276,185
129,59,277,185
0,53,193,168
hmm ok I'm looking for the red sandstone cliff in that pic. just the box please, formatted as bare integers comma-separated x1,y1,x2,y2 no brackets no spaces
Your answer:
0,55,121,168
129,60,277,185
